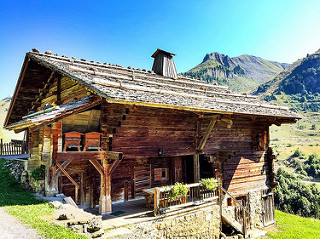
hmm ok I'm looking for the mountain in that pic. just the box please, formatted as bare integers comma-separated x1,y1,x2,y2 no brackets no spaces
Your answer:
253,48,320,112
183,52,289,92
0,97,24,142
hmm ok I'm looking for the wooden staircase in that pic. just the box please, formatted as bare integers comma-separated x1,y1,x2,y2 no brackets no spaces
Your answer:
220,186,250,238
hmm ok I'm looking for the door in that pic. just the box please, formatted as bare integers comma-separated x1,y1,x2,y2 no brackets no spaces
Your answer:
261,189,275,226
199,155,214,179
182,155,194,184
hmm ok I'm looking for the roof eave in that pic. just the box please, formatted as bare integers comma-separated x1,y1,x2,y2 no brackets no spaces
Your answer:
4,54,30,127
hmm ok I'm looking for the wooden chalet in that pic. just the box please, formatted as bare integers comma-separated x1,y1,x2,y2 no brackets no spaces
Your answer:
5,48,300,235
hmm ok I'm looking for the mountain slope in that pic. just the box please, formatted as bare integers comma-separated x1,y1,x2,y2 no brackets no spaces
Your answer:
0,97,24,142
253,49,320,112
184,52,289,92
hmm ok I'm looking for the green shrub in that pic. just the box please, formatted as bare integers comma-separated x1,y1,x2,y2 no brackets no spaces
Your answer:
275,168,320,218
292,148,303,158
164,182,189,199
30,165,45,180
200,178,218,191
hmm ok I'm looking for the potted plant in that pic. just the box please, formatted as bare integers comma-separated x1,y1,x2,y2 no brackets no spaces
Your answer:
200,178,218,191
162,182,189,206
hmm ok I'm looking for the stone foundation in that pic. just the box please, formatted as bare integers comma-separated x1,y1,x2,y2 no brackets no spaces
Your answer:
248,189,264,229
105,204,221,239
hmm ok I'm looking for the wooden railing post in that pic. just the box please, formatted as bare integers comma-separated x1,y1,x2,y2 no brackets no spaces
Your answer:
0,139,3,155
154,187,160,216
242,208,247,237
124,180,129,202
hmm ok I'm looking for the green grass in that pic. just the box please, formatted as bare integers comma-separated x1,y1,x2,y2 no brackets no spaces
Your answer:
0,158,87,239
268,210,320,238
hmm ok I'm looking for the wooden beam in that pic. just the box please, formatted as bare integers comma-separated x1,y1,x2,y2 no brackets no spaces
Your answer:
89,159,104,176
220,117,233,128
56,162,79,204
107,151,123,161
55,159,73,176
197,115,219,151
56,151,106,162
5,56,30,127
109,159,121,175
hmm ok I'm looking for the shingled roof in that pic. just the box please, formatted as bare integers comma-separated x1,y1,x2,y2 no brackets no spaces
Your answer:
5,50,300,128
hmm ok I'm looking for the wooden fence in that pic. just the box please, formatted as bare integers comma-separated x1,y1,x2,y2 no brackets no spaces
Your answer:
0,139,28,155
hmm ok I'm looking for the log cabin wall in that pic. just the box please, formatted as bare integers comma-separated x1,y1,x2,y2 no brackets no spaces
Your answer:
39,76,89,110
201,116,270,196
27,129,43,171
110,157,172,201
100,102,197,201
101,102,197,158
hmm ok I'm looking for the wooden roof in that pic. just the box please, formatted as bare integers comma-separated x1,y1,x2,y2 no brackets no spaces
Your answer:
5,50,301,128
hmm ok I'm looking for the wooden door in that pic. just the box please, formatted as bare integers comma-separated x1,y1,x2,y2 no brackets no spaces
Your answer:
261,189,275,226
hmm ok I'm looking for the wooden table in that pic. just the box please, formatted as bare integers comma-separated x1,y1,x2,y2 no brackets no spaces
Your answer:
142,188,154,208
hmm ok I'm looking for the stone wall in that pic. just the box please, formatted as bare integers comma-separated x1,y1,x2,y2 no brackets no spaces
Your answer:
105,204,221,239
248,189,263,229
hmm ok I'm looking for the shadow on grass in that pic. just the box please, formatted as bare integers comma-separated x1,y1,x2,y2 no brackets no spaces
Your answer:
0,158,46,207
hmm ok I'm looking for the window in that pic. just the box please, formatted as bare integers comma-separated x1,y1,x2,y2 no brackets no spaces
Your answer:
154,168,169,181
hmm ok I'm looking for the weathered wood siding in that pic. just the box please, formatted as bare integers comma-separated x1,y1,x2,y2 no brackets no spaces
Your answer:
62,110,100,133
27,129,43,170
40,76,88,108
100,102,197,159
200,117,269,196
111,157,172,201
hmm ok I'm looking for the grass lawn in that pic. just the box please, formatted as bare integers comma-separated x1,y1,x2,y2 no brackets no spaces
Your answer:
268,210,320,238
0,158,87,239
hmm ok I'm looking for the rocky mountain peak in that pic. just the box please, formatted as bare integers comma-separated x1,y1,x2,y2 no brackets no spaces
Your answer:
202,52,231,67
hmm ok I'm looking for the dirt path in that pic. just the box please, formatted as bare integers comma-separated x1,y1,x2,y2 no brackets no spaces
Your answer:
0,207,42,239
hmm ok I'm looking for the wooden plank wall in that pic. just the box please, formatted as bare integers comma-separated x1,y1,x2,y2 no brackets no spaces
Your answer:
110,157,172,201
101,103,197,159
27,129,43,171
58,159,100,206
40,76,88,108
200,116,269,196
62,110,101,133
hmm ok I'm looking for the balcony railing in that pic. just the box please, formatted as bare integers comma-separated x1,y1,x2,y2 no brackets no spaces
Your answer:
153,181,220,216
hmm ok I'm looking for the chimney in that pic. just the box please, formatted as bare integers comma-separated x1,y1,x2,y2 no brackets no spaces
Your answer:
151,49,178,79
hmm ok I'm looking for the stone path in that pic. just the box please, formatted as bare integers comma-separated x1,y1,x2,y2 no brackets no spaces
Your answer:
0,207,41,239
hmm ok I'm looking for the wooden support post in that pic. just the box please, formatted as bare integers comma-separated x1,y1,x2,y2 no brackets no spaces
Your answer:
154,187,160,216
193,154,200,183
99,158,112,214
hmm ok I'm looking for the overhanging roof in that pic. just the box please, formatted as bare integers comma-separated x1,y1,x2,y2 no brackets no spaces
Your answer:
5,50,301,128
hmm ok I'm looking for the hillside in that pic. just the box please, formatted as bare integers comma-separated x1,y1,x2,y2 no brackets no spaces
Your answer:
184,52,289,92
0,97,24,142
252,49,320,179
253,48,320,112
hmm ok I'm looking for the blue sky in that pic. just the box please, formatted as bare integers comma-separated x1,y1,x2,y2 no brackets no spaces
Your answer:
1,0,320,99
